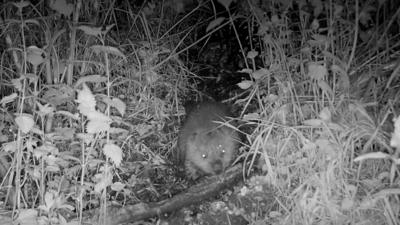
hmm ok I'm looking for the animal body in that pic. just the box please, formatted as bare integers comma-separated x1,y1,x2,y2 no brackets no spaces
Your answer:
176,102,238,179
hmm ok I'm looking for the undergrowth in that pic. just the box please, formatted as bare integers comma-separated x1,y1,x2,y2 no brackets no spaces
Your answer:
0,0,399,225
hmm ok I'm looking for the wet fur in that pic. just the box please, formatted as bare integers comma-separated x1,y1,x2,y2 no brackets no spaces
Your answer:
177,102,238,179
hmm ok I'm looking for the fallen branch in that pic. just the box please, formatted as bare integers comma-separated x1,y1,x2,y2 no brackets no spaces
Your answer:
93,163,242,225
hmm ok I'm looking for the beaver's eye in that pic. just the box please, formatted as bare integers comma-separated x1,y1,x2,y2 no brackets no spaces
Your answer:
202,154,207,158
221,149,226,154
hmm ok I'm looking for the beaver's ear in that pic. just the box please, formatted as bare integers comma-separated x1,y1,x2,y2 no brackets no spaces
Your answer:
188,132,198,142
212,127,225,135
207,129,219,138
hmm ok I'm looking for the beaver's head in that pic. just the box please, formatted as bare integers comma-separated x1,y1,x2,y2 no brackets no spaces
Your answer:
185,126,238,176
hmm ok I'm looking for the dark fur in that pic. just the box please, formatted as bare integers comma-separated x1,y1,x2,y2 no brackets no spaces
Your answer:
176,102,238,179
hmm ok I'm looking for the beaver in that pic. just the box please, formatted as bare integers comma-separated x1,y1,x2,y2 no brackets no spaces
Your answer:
176,102,238,179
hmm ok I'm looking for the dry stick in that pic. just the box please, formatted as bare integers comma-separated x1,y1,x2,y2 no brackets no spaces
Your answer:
66,0,81,85
89,164,243,225
346,0,359,73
